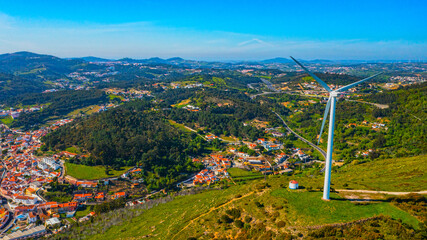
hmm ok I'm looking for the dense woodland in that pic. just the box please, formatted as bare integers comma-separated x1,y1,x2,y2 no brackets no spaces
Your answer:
11,90,108,130
159,88,282,140
43,100,204,190
0,73,46,101
363,82,427,157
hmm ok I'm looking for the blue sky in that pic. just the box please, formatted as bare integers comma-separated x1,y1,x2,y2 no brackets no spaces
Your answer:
0,0,426,60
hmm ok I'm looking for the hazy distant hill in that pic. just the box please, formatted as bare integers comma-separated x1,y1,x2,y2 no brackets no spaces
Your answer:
79,56,113,62
0,51,84,76
261,57,292,64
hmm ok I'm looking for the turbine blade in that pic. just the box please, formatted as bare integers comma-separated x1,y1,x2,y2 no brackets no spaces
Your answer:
290,56,332,92
336,73,382,92
318,97,331,145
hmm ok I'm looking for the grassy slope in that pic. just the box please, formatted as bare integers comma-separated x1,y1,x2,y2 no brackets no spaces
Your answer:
271,190,419,227
65,162,131,180
228,167,263,181
71,155,425,239
88,184,253,240
295,155,427,192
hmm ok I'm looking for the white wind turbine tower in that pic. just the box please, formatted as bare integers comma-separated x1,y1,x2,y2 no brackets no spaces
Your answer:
290,56,382,200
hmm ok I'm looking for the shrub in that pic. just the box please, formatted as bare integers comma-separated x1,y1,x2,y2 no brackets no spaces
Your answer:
244,216,252,223
226,208,241,219
309,226,338,238
277,221,286,228
235,194,242,198
254,201,264,208
220,214,233,224
234,220,244,228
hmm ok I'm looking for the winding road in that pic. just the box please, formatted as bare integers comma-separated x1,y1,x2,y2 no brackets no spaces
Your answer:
273,111,327,159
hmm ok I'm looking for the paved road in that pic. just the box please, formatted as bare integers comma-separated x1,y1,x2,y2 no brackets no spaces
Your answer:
259,78,277,92
247,83,256,89
336,189,427,195
273,111,327,159
36,189,47,202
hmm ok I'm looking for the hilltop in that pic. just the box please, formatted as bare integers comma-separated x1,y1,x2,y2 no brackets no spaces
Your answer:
52,155,427,240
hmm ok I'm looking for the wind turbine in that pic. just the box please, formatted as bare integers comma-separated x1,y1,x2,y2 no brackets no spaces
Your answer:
290,56,381,200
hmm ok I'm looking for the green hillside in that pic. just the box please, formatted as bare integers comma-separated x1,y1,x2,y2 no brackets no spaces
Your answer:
295,155,427,192
53,155,427,240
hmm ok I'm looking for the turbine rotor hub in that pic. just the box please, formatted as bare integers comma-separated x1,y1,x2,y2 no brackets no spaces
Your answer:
330,91,339,97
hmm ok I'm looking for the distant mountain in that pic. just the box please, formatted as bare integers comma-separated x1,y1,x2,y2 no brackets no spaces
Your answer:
117,57,168,64
0,51,84,76
308,59,334,64
167,57,185,62
261,57,292,64
117,56,198,66
80,56,113,62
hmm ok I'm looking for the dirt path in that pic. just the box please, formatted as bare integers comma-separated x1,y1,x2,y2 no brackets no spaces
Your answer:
336,189,427,195
171,191,254,239
345,99,389,109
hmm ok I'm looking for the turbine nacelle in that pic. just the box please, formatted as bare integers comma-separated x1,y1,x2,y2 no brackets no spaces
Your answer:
329,91,339,97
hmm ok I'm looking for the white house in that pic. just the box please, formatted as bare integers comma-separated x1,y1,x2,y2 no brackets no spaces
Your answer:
289,180,299,190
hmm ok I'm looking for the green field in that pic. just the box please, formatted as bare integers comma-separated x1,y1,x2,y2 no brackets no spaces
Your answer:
168,119,192,133
75,205,92,218
212,77,226,86
65,162,131,180
16,67,46,75
228,167,263,181
0,116,13,126
108,94,124,101
66,105,101,117
65,146,80,154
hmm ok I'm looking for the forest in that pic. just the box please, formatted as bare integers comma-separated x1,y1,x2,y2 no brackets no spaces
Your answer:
0,73,46,101
11,90,108,129
42,100,205,190
159,88,283,140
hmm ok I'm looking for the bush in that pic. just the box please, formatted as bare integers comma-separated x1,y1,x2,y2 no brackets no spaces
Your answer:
226,208,241,219
277,221,286,228
219,214,233,224
309,226,338,238
244,216,252,223
234,220,244,228
254,201,264,208
235,194,242,198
